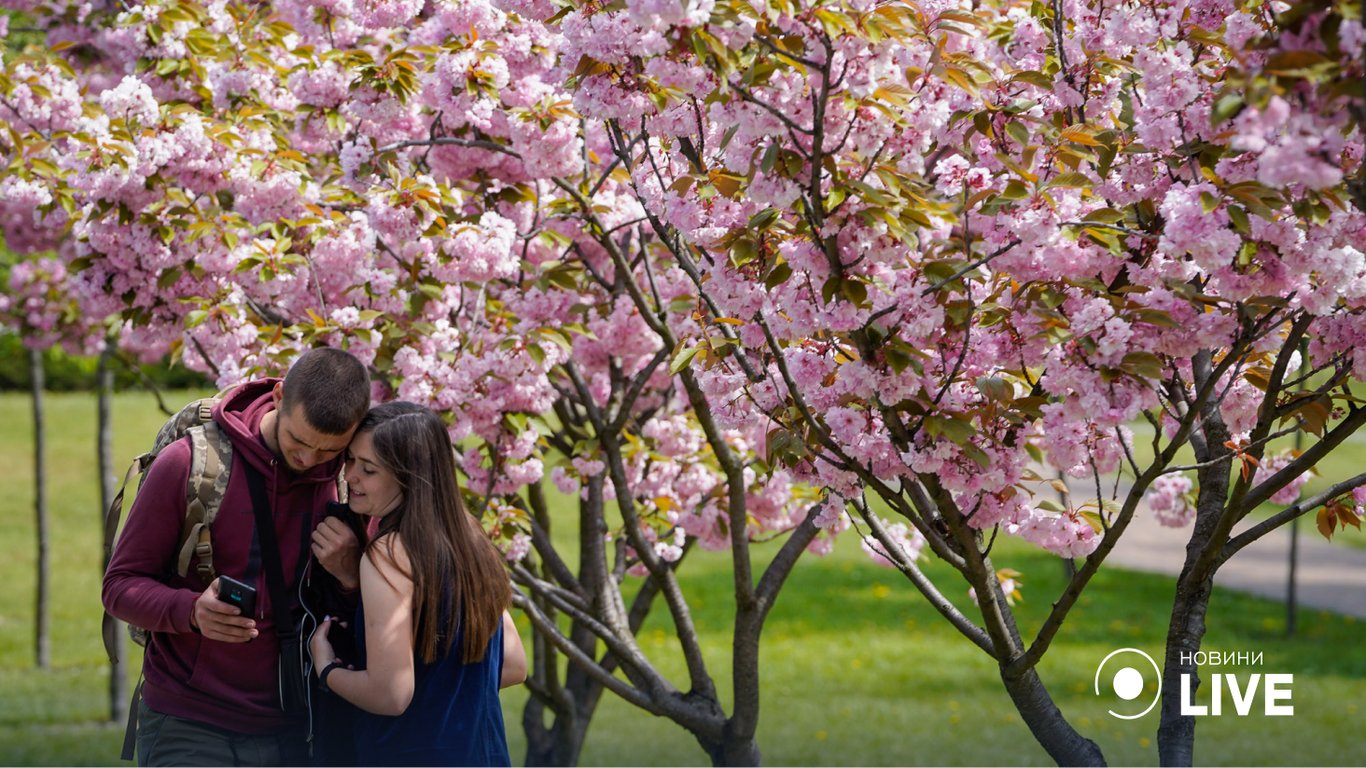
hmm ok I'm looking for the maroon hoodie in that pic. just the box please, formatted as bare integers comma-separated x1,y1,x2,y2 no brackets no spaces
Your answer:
103,379,344,734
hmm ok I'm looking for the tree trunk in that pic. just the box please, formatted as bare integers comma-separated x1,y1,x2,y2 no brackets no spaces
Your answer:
1157,568,1215,767
698,726,760,767
1001,665,1106,766
520,480,624,767
522,681,600,765
98,347,128,722
31,346,50,670
522,624,607,766
523,695,590,766
1157,406,1231,767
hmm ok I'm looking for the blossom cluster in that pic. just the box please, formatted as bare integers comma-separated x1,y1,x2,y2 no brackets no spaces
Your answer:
1,0,1361,576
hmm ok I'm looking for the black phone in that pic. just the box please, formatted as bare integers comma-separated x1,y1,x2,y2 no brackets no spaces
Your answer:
217,575,257,617
324,501,367,544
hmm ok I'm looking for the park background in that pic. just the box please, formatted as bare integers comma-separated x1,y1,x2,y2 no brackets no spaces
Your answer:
4,0,1366,764
0,359,1363,765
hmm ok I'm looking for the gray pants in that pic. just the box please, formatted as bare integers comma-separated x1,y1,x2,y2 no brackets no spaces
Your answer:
136,700,309,767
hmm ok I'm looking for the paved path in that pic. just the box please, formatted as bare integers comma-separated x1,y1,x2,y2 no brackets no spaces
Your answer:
1107,509,1366,619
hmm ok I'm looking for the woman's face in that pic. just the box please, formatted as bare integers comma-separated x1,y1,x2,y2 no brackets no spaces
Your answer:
344,431,403,518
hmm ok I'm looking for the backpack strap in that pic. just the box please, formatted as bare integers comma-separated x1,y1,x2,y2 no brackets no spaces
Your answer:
102,454,153,664
176,421,233,581
120,676,144,761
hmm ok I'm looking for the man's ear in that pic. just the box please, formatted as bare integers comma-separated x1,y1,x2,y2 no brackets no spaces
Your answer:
272,381,285,407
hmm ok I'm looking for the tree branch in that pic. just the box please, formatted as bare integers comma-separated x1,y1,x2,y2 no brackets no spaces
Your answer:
856,499,995,655
1220,472,1366,563
921,238,1021,295
375,136,520,158
510,589,660,713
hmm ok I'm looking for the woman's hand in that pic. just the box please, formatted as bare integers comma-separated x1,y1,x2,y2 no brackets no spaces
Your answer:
313,518,362,591
311,616,339,674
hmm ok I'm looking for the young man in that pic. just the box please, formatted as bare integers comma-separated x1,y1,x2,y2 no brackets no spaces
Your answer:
103,347,370,766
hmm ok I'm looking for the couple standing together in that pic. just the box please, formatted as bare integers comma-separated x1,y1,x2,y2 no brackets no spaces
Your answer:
103,348,527,767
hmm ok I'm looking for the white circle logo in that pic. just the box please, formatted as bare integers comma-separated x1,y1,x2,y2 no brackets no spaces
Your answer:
1095,648,1162,719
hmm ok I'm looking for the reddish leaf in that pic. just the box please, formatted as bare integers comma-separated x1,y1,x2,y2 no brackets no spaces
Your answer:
1316,506,1337,540
1337,505,1363,531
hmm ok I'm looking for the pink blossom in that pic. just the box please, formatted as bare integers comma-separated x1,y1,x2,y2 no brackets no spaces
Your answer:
550,466,579,495
1158,183,1241,273
353,0,424,29
1146,475,1196,528
491,0,556,21
860,520,926,568
287,62,353,108
99,75,160,125
1253,452,1310,506
502,532,532,562
626,0,714,28
1010,509,1100,558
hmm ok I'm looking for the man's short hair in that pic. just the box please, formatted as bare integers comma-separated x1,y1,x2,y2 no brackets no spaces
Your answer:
280,348,370,435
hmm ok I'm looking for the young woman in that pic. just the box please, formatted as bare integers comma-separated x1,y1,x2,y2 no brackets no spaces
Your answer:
309,401,526,766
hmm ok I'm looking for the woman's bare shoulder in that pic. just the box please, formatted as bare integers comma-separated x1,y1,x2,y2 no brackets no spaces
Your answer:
364,532,413,585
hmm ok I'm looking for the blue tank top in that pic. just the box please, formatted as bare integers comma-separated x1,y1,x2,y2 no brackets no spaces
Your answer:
351,598,510,767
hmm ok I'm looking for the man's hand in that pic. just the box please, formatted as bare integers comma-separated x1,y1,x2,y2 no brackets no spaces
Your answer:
193,579,258,643
312,517,361,590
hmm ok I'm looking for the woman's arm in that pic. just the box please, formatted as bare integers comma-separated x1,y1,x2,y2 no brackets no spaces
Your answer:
316,537,416,716
499,610,526,688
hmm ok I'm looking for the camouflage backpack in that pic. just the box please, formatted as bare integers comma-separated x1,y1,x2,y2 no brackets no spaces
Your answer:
101,388,235,660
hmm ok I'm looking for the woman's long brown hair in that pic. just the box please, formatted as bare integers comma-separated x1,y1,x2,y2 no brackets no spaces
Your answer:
359,401,510,664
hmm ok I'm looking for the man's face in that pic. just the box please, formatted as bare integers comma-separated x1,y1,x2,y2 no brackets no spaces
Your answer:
273,403,354,473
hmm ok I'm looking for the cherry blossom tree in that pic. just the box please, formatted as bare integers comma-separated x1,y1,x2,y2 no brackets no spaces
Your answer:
4,0,1364,765
2,1,828,763
0,255,96,673
551,0,1363,764
1,241,138,714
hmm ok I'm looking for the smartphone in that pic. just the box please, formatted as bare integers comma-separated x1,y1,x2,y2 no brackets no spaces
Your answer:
324,500,368,545
217,575,257,617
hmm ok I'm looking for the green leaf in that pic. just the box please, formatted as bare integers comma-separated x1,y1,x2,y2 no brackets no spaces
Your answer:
961,444,992,470
1012,71,1054,89
1120,351,1165,380
924,415,977,445
1046,171,1092,189
822,275,843,304
1212,93,1244,124
765,262,793,290
841,278,868,306
670,345,701,375
1006,120,1030,147
730,237,759,267
760,142,780,174
976,376,1013,402
885,344,913,374
1001,180,1030,200
1082,208,1124,224
749,208,780,230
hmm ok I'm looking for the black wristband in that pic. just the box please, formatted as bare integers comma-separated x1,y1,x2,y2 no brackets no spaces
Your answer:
318,660,345,693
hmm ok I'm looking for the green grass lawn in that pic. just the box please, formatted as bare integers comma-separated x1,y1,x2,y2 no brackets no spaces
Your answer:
1,391,1362,765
